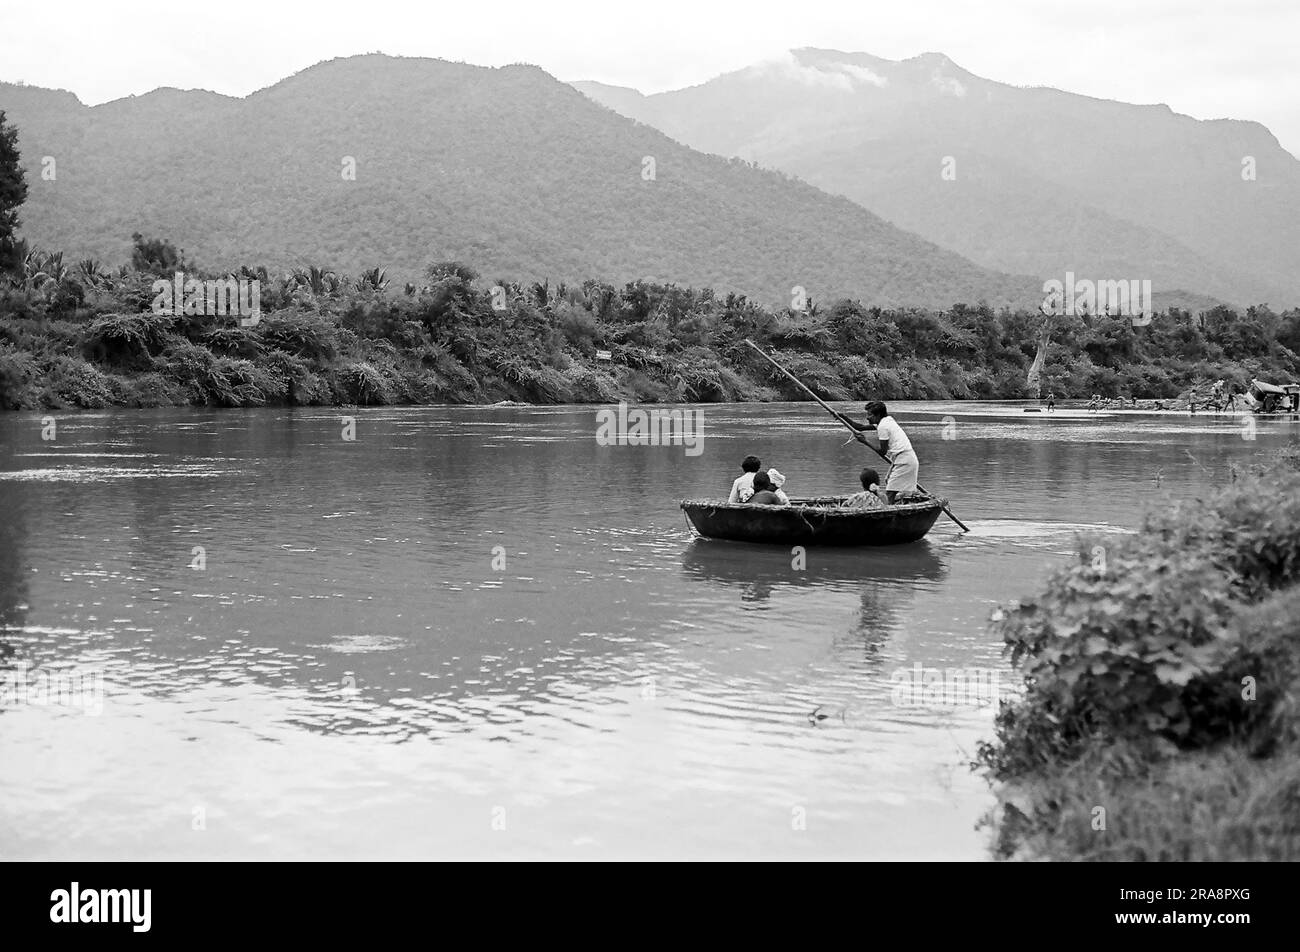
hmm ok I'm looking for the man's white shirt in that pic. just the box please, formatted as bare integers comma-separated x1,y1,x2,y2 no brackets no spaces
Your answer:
876,416,914,461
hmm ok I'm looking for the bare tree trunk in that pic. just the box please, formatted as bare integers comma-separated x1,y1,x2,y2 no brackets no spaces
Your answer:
1026,315,1052,397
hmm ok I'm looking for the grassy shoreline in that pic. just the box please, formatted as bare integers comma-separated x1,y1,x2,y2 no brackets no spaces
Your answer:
4,254,1300,412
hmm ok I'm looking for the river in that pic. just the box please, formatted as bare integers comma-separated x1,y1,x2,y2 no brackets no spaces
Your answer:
0,401,1291,859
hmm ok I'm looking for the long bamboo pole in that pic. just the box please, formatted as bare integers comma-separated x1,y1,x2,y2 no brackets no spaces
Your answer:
743,339,969,533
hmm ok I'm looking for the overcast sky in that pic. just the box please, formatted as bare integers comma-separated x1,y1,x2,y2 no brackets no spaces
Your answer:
2,0,1297,155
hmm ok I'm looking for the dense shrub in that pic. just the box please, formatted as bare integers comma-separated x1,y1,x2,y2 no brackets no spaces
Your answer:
85,312,177,367
982,473,1300,779
563,364,620,402
978,454,1300,860
0,344,39,408
333,361,394,405
3,247,1298,411
202,326,264,359
555,301,598,352
160,341,276,406
39,354,116,408
255,311,340,361
110,371,187,407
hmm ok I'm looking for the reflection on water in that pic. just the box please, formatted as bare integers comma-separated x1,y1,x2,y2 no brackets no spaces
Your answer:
0,402,1293,859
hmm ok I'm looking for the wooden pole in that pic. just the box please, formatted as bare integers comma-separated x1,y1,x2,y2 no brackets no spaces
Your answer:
743,339,969,533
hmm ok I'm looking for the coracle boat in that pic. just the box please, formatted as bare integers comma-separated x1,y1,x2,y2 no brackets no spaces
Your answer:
679,495,946,546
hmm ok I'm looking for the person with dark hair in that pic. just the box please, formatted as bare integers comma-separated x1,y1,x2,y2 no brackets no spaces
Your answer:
766,469,791,504
746,470,786,505
728,455,763,503
841,468,887,509
836,401,919,502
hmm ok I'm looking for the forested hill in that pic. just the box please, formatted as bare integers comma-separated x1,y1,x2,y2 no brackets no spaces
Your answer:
0,55,1040,309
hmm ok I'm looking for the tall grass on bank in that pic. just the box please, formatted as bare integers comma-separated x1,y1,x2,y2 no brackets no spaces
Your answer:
977,449,1300,860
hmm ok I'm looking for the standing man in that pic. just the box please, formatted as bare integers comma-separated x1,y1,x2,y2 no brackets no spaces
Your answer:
837,401,919,503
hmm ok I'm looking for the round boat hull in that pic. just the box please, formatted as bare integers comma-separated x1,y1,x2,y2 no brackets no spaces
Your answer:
680,496,945,546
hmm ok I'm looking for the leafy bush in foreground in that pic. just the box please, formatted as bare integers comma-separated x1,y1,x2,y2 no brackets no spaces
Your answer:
981,468,1300,778
978,452,1300,860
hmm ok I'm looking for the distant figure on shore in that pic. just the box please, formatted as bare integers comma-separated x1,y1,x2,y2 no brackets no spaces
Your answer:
1088,393,1102,411
1211,379,1225,406
1225,387,1239,412
841,468,887,510
746,471,786,505
1045,390,1056,412
838,401,919,502
728,455,762,503
767,469,791,505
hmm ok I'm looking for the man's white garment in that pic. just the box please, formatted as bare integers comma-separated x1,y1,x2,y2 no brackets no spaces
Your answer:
876,416,918,493
728,472,756,503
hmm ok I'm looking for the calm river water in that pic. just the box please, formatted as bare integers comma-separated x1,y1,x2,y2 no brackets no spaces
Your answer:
0,401,1293,859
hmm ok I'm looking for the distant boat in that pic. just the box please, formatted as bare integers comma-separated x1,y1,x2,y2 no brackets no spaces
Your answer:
680,496,945,546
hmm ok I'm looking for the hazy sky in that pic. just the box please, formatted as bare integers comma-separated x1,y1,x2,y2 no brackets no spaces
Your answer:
2,0,1297,155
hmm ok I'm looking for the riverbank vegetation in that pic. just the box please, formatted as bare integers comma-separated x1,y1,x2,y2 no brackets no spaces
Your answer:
977,448,1300,860
2,239,1299,410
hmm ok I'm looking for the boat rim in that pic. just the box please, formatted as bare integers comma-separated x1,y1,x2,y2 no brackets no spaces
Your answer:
679,496,946,516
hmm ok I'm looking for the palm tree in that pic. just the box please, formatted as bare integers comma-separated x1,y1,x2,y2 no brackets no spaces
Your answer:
44,251,68,285
14,248,66,293
288,265,339,301
355,267,389,293
529,279,551,310
75,258,108,304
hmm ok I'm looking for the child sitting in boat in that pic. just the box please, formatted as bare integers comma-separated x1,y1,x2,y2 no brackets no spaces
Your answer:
841,468,888,509
746,471,787,505
728,455,763,503
767,469,790,504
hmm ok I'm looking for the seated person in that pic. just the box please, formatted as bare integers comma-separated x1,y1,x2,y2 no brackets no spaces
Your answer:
841,468,888,509
746,471,787,505
728,455,762,503
767,468,791,505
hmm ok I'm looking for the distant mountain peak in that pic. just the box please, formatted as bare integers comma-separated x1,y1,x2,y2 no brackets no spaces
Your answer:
907,51,958,69
570,51,1300,305
735,48,983,97
743,50,889,91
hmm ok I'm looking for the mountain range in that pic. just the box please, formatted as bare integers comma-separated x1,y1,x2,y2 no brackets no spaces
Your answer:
0,55,1042,309
574,48,1300,307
